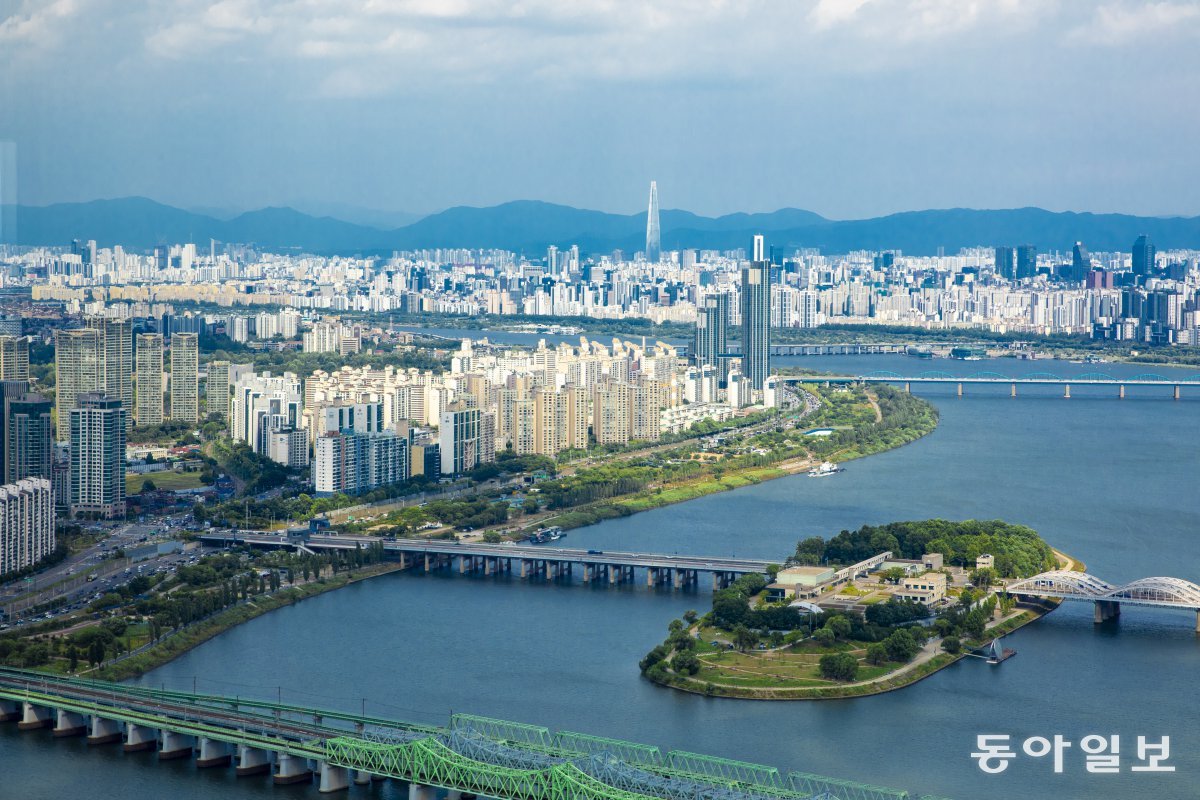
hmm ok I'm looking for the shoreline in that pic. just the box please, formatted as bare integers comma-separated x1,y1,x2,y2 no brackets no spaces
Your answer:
87,389,939,681
92,563,407,682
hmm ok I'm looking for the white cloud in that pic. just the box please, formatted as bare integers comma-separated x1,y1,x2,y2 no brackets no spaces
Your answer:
1071,1,1200,45
0,0,81,46
810,0,873,30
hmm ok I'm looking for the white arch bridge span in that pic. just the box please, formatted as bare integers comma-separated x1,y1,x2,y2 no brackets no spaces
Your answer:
1006,571,1200,629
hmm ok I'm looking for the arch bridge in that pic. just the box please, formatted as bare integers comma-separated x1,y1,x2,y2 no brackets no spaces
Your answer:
1005,570,1200,628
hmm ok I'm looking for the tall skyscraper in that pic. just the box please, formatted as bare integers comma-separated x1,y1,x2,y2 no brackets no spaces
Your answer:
1016,244,1038,280
0,379,28,479
645,181,661,264
5,392,53,490
207,360,232,419
0,477,55,577
1071,242,1090,282
54,328,101,440
88,317,133,428
135,333,164,426
994,246,1016,280
69,393,127,520
1132,234,1155,280
741,238,772,391
693,293,730,371
0,335,29,381
170,332,199,422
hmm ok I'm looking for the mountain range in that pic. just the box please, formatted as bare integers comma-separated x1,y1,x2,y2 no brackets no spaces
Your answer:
4,197,1200,257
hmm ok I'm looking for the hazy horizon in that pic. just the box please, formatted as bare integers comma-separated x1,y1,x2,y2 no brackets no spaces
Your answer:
4,2,1200,219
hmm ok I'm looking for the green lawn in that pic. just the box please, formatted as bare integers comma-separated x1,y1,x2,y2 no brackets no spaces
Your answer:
126,470,208,494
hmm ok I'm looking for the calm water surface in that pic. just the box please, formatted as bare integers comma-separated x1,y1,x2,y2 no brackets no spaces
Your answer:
5,354,1199,800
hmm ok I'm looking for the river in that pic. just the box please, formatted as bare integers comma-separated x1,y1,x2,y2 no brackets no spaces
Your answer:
5,353,1199,800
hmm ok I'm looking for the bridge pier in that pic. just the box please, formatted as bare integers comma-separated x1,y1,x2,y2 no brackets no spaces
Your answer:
409,783,438,800
1094,600,1121,623
196,737,232,767
1119,384,1125,399
1064,384,1071,399
273,752,313,785
17,702,53,730
903,382,910,393
318,761,350,793
87,715,123,744
956,382,963,397
0,699,20,722
1175,385,1181,400
353,770,373,785
236,744,273,776
123,723,158,752
52,709,88,737
159,730,196,760
1010,383,1017,398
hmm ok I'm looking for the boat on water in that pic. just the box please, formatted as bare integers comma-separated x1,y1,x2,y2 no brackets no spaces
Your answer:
985,636,1017,664
807,462,844,478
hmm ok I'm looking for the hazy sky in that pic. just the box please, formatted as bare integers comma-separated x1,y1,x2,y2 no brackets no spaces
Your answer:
3,0,1199,219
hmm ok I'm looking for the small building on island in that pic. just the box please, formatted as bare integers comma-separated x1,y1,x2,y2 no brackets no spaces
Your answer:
895,572,948,605
767,566,836,601
975,554,995,570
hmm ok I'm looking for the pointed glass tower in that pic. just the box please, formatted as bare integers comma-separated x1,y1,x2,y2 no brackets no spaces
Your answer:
645,181,661,263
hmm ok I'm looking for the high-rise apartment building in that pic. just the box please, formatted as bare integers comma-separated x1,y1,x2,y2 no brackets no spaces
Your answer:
54,328,101,440
0,335,29,381
313,430,408,496
230,372,304,458
169,332,199,422
645,181,661,264
0,477,55,577
1071,242,1090,283
69,393,127,520
207,360,231,418
740,242,772,391
693,293,729,371
135,333,164,426
5,392,53,490
439,405,481,475
88,317,133,428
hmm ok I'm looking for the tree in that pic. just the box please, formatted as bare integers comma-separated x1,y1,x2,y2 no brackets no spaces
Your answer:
818,653,859,681
672,651,701,676
827,615,851,640
865,643,888,665
792,537,826,566
668,618,685,635
969,568,997,590
141,478,157,493
766,564,782,581
812,626,835,647
941,636,962,654
878,567,908,585
884,629,919,662
732,625,758,652
683,609,699,625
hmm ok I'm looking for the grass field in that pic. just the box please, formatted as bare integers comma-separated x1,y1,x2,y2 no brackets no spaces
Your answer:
125,470,208,494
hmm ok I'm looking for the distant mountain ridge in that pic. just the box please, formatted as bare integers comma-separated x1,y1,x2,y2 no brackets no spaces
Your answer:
4,196,1199,256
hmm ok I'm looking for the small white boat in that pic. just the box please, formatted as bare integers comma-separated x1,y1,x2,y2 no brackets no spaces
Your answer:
807,462,843,478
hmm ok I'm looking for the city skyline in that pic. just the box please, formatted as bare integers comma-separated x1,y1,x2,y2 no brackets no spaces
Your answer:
3,2,1200,219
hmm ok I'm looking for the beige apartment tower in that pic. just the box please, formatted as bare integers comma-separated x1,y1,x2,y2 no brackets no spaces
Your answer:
170,333,199,422
54,328,101,440
135,333,164,426
0,335,29,381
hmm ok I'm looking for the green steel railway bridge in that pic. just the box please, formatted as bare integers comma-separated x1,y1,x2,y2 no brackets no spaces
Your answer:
0,667,948,800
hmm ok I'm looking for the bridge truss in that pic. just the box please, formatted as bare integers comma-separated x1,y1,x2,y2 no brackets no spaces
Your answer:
1006,570,1200,609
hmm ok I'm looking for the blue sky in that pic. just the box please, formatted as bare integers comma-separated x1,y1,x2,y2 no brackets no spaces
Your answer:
2,0,1199,220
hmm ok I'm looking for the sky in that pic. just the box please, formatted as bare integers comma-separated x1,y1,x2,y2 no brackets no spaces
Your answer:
2,0,1200,221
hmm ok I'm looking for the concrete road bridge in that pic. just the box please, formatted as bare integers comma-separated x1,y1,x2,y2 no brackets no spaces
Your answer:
779,370,1200,399
1005,570,1200,628
0,667,947,800
199,533,773,590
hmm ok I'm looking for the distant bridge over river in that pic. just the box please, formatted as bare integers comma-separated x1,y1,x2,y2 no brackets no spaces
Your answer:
1006,570,1200,628
779,370,1200,398
0,667,945,799
200,533,773,590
